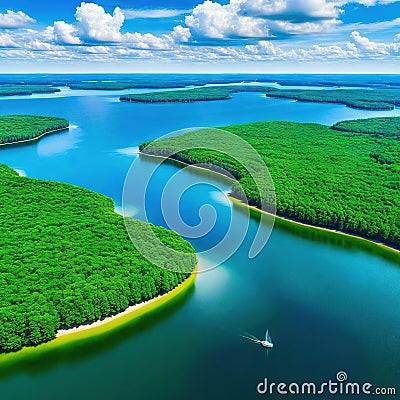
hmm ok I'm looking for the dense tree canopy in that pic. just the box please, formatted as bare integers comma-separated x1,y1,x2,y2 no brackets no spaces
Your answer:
264,88,400,110
0,165,196,353
141,117,400,249
120,86,273,103
0,115,69,144
332,117,400,138
0,85,60,97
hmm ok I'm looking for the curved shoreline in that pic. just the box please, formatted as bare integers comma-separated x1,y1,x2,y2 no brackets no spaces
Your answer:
0,268,197,365
230,197,400,256
140,152,400,256
0,127,70,147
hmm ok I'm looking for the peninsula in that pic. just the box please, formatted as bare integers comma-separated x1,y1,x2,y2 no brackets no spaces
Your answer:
140,117,400,249
0,115,69,145
0,116,197,353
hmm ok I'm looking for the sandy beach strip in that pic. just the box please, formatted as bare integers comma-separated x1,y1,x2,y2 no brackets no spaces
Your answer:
56,267,197,338
0,126,69,147
57,293,165,338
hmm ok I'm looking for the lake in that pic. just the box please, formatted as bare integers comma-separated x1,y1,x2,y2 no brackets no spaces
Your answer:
0,82,399,399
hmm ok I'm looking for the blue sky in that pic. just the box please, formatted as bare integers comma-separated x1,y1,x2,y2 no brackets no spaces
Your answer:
0,0,399,73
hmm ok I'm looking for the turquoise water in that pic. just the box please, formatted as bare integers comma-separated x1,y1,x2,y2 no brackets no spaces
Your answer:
0,87,399,399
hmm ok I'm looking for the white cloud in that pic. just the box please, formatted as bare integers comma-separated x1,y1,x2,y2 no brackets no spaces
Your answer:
0,10,35,28
75,2,124,42
123,32,171,49
245,40,282,55
233,0,339,19
53,21,81,45
350,30,400,54
185,0,341,40
80,45,111,54
0,32,18,47
123,8,192,19
26,39,62,51
171,25,192,42
45,3,186,49
186,1,271,39
265,18,340,35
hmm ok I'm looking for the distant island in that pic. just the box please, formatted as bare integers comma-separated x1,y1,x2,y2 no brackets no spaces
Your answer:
140,117,400,250
0,85,60,97
120,86,400,110
120,86,273,103
0,115,69,145
0,116,196,353
1,80,399,111
68,82,187,90
264,88,400,110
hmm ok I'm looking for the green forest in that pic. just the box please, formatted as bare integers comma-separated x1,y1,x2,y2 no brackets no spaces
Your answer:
332,117,400,138
121,85,400,109
0,85,60,97
264,88,400,110
0,165,196,352
120,86,272,103
0,115,69,145
140,117,400,249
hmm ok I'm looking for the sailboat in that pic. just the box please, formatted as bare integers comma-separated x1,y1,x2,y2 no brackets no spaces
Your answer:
241,330,274,349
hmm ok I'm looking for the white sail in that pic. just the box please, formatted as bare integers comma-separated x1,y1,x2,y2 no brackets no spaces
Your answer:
266,330,272,343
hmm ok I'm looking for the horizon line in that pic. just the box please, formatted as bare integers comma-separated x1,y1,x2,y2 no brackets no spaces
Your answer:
0,72,399,75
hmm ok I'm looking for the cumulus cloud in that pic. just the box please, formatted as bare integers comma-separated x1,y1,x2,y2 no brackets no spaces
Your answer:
75,2,124,42
0,10,35,28
171,25,192,43
53,21,81,45
185,0,341,40
186,1,271,39
350,30,400,54
233,0,339,20
45,2,187,49
123,9,192,19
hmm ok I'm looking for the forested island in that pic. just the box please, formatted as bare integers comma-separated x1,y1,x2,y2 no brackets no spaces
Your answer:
0,115,69,145
140,117,400,249
0,85,60,97
68,82,187,90
264,88,400,110
120,86,272,103
120,85,400,109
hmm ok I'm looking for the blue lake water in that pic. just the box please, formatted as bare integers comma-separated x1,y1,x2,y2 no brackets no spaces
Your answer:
0,84,399,399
